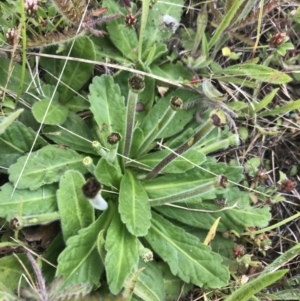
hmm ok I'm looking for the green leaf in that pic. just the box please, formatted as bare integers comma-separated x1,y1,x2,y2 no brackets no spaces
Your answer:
127,261,165,301
0,59,32,94
0,121,47,169
94,158,123,189
139,89,195,142
105,210,139,294
104,0,139,62
142,0,183,57
258,98,300,117
40,37,95,102
158,262,193,301
222,64,292,84
224,270,288,301
208,0,243,49
43,112,97,155
64,95,90,112
132,149,206,174
32,99,68,125
88,75,126,150
0,109,24,134
260,244,300,276
157,188,271,233
151,62,193,82
57,170,94,242
9,145,86,190
145,212,230,288
56,203,115,288
0,254,31,293
0,183,57,220
252,89,279,114
142,169,220,205
119,170,151,236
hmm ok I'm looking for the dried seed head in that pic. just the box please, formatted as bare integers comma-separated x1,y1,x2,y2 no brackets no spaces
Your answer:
233,245,245,258
219,175,228,188
210,110,227,127
25,0,38,16
6,28,17,44
269,32,287,48
280,179,296,192
82,178,108,211
128,74,145,93
82,178,101,199
107,132,121,145
125,13,137,27
10,217,20,230
170,96,183,111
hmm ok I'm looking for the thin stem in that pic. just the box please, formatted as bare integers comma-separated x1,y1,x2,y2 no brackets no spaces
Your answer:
145,117,215,180
138,0,151,61
136,107,177,157
149,179,219,206
200,134,239,155
11,212,60,230
123,89,138,161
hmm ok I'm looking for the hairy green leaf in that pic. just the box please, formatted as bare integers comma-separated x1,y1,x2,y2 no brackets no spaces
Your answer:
0,109,24,135
56,204,115,288
132,149,206,174
145,212,230,288
9,145,86,190
119,170,151,236
0,121,47,169
57,170,94,242
224,270,288,301
0,183,57,220
94,158,122,189
105,210,139,294
88,75,126,150
127,261,165,301
104,0,139,62
32,100,68,125
0,59,32,94
222,64,292,84
157,194,271,233
0,254,32,293
142,0,183,58
40,36,95,102
43,112,97,155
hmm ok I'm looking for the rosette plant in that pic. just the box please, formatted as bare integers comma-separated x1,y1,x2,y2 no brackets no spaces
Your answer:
0,72,271,299
0,0,275,299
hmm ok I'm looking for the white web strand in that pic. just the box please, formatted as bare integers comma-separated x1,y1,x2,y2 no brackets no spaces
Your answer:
11,1,91,197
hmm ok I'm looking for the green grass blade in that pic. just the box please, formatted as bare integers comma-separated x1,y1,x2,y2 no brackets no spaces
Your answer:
208,0,243,50
224,269,288,301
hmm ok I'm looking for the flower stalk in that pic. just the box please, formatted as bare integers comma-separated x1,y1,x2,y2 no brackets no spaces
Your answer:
134,96,183,158
83,156,96,174
106,132,121,164
123,75,145,161
149,177,224,206
200,134,240,155
145,109,225,180
10,212,60,231
92,140,107,157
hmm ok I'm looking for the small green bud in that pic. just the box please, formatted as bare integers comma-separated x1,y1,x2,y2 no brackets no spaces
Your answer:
83,156,96,174
128,74,145,93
